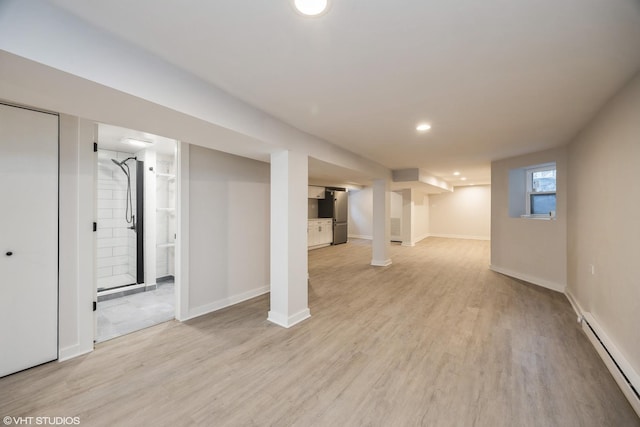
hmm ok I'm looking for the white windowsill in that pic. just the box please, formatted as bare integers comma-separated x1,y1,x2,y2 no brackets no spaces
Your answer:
520,214,555,220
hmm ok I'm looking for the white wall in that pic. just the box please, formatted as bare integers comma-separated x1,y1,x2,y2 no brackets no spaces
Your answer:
490,147,567,292
348,187,373,239
346,185,491,247
186,144,270,319
429,185,491,240
567,71,640,377
390,191,403,241
349,186,456,245
399,188,430,246
413,191,430,242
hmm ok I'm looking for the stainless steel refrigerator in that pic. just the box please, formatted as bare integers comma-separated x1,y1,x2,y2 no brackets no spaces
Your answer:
318,189,348,245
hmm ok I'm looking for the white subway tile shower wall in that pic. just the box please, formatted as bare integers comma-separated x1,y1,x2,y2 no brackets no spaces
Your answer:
97,149,137,290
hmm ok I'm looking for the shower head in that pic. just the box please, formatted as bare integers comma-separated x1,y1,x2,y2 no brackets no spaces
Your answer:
111,156,136,166
111,157,135,178
111,158,128,178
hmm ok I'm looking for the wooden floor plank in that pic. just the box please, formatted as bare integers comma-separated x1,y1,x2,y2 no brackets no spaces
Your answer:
1,238,638,426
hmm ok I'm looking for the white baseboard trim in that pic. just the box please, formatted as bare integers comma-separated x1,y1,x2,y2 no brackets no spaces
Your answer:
429,233,490,241
348,234,372,240
581,312,640,417
59,343,93,362
308,243,331,250
371,258,392,267
268,308,311,328
184,285,270,321
414,233,430,243
349,234,432,245
489,265,566,293
564,289,586,322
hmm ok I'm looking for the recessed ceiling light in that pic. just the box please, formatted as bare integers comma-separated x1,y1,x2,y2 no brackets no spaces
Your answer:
461,177,467,181
416,123,431,132
294,0,328,16
453,171,460,176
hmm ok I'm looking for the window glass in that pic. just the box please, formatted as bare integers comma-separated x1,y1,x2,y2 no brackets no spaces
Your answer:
531,170,556,192
530,194,556,215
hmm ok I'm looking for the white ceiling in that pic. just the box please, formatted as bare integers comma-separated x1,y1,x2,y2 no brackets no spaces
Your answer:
48,0,640,186
98,123,177,156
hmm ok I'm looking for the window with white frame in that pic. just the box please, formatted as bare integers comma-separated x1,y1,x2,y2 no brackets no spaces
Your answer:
508,162,557,219
526,164,556,217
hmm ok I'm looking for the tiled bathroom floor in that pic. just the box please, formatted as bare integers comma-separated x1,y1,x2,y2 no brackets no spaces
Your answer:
96,281,175,343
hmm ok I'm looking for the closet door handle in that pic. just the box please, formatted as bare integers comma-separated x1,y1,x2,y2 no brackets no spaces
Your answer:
6,251,13,256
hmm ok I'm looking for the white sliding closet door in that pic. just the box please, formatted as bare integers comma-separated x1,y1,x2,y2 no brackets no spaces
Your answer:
0,103,58,377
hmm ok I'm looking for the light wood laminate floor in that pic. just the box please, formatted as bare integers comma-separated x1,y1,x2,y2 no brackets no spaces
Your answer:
1,238,638,426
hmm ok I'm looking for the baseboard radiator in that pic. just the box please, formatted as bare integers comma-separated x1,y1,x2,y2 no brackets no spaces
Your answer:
580,315,640,417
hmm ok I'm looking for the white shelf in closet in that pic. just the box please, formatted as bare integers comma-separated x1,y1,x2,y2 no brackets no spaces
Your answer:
157,243,175,248
156,172,176,181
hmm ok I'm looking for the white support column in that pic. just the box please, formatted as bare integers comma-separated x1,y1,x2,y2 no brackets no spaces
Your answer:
268,150,311,328
401,188,415,247
371,179,392,266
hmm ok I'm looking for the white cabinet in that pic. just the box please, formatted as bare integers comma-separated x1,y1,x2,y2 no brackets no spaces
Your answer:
319,219,333,245
308,186,326,199
308,219,333,249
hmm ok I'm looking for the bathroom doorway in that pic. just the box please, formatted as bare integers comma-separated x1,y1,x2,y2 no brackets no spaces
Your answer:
94,123,177,342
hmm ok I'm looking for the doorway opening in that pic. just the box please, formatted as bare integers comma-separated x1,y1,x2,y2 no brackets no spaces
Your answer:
95,123,177,342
